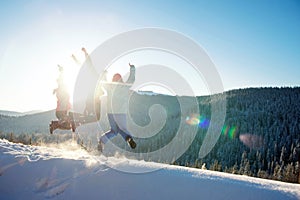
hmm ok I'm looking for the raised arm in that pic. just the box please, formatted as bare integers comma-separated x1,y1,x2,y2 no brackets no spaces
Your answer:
82,47,98,76
126,63,135,84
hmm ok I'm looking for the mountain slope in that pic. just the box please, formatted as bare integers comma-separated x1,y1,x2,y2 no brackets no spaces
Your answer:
0,110,22,116
0,110,43,117
0,139,299,200
0,110,56,134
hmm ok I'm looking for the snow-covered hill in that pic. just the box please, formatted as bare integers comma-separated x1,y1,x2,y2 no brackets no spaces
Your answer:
0,110,56,134
0,139,299,200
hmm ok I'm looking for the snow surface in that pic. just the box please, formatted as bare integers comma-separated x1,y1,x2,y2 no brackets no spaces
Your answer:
0,139,299,200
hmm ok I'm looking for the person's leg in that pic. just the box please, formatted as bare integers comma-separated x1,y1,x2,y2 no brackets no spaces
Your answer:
56,111,64,120
118,129,131,141
113,114,131,140
99,114,118,144
98,114,118,152
119,129,136,149
114,114,136,149
99,130,114,143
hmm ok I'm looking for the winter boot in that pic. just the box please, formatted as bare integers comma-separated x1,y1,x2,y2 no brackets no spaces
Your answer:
126,136,136,149
49,121,59,134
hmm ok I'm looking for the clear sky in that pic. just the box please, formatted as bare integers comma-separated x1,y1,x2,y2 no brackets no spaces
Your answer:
0,0,299,112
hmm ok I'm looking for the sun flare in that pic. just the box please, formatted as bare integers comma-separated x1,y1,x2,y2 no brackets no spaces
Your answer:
54,51,86,103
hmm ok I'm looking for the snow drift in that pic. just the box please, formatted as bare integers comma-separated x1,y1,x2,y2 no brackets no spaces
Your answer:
0,139,299,200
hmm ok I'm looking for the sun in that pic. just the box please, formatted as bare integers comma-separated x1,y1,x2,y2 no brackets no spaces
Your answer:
55,50,85,102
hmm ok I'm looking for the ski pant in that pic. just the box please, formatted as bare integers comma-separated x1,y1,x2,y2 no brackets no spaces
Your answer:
99,113,131,144
56,110,68,120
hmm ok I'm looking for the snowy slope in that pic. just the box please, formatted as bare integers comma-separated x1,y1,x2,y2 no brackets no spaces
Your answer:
0,139,299,200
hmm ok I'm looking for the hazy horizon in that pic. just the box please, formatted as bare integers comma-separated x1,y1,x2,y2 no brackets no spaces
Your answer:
0,86,299,113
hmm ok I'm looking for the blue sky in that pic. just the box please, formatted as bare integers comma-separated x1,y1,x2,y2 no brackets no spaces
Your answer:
0,0,299,112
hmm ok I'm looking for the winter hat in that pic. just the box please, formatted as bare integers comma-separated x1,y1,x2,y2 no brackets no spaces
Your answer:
112,73,123,82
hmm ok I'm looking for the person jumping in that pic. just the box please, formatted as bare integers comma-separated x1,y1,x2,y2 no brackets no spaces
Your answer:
98,63,137,152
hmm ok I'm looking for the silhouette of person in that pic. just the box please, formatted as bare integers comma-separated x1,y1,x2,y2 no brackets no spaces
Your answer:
53,65,71,120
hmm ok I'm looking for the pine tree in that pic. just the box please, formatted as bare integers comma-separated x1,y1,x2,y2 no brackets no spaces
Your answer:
295,161,300,183
239,151,248,175
273,163,283,181
280,146,287,165
232,162,239,174
257,169,269,179
284,163,296,183
244,160,251,176
210,160,222,172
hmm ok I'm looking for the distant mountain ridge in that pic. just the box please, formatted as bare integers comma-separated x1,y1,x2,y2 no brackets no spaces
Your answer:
0,110,44,117
0,110,56,134
0,110,23,116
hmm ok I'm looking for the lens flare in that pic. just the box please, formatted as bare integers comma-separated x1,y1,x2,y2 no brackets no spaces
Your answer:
185,114,209,128
239,133,263,150
222,125,238,139
229,126,237,139
221,125,229,137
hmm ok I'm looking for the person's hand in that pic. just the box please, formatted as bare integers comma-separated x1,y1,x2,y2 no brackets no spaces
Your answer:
100,70,108,81
57,64,63,72
129,63,135,68
103,70,108,75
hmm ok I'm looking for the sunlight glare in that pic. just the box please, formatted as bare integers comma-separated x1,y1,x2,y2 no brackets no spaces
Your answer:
54,50,85,105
